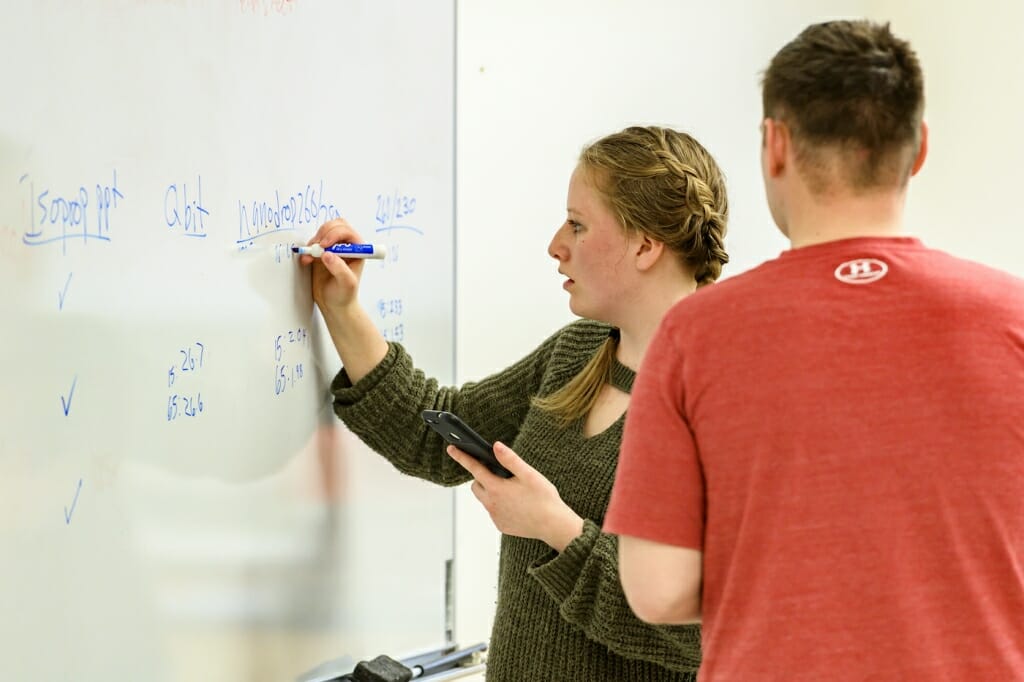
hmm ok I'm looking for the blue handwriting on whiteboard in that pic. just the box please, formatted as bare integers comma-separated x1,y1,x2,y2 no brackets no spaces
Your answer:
375,190,421,235
275,361,304,396
273,327,309,396
168,341,205,387
60,375,78,417
274,242,298,264
376,295,405,341
58,272,73,311
64,478,83,525
381,323,405,343
164,176,209,238
236,180,340,250
167,392,203,421
167,341,206,421
376,297,404,319
21,171,124,255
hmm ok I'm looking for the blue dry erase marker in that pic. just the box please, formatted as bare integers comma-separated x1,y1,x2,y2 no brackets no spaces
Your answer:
291,243,387,259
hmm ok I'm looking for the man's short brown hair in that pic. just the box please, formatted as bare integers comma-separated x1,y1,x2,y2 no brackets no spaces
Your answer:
762,20,925,193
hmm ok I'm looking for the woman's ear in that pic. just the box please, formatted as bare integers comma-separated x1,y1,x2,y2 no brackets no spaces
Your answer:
635,233,664,272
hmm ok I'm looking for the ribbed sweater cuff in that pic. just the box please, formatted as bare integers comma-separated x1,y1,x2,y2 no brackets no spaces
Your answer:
527,518,601,604
330,342,402,405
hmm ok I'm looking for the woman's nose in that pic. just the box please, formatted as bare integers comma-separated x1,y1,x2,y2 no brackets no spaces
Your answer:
548,224,567,260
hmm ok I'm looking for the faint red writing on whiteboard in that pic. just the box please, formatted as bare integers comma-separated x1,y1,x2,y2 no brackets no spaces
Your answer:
240,0,297,16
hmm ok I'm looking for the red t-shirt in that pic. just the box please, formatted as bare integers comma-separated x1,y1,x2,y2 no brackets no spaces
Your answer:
606,237,1024,681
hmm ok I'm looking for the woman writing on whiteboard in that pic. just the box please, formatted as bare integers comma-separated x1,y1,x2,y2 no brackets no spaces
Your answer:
302,126,728,681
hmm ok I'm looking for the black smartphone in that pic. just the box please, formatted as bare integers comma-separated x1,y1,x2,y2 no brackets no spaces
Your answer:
421,409,514,478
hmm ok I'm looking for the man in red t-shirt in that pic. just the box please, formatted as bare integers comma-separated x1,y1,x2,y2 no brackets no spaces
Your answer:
605,20,1024,681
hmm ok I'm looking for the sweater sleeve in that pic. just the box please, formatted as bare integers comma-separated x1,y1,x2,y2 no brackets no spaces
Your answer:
527,519,702,673
330,332,560,486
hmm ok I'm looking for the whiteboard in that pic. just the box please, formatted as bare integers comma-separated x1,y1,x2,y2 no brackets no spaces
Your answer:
0,2,455,680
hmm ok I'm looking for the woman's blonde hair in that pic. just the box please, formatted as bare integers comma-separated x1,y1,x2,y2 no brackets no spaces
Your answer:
534,126,729,425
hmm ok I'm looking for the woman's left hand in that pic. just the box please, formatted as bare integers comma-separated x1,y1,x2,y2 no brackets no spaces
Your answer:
448,441,584,552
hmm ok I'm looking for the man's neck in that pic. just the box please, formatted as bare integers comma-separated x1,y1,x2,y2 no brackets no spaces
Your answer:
786,187,909,249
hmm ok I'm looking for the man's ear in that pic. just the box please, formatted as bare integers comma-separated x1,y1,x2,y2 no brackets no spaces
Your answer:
635,233,664,272
763,118,790,178
910,120,928,177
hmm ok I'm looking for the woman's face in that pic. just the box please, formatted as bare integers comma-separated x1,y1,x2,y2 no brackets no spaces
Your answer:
548,165,637,321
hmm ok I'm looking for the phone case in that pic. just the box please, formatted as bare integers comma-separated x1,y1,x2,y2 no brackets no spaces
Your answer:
421,410,514,478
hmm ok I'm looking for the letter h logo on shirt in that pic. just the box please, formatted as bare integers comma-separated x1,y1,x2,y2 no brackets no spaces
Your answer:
834,258,889,285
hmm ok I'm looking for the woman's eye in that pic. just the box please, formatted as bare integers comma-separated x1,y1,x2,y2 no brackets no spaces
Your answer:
567,219,583,233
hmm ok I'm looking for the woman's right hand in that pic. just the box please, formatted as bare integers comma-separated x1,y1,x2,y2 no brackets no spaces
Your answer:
300,218,390,383
301,218,366,317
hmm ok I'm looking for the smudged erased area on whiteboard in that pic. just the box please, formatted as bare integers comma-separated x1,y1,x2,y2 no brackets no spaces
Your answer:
0,1,455,681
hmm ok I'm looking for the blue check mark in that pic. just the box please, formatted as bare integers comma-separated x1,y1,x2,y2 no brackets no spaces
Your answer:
58,272,73,311
61,375,78,416
64,479,83,525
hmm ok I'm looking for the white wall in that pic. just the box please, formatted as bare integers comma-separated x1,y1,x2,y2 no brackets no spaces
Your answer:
874,1,1024,274
452,0,1024,666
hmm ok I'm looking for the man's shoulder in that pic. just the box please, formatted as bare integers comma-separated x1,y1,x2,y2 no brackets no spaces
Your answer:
925,248,1023,283
913,247,1024,309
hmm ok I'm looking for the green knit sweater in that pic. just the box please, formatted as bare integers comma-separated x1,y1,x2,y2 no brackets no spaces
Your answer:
331,319,701,681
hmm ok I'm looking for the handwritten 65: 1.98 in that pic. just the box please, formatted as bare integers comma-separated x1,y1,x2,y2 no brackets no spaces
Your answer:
274,362,304,395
